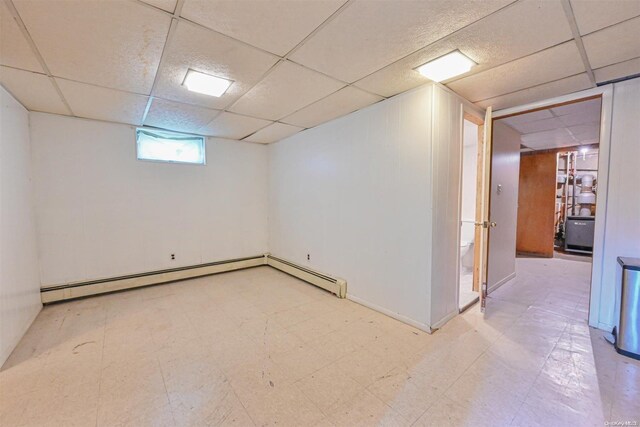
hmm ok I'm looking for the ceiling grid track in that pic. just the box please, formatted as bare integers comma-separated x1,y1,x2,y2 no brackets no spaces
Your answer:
560,0,597,87
3,0,74,116
473,72,588,105
196,0,362,139
141,0,186,125
3,0,637,140
350,0,520,87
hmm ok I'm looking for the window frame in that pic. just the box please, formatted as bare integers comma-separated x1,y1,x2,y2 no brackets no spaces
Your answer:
135,128,207,166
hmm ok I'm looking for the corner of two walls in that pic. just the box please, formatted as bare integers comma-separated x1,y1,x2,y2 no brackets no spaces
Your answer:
0,87,42,366
28,113,269,288
267,83,475,332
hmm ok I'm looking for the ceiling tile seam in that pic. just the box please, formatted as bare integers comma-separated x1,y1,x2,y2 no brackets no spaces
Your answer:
561,0,596,87
281,0,354,59
276,89,383,127
137,1,382,100
472,72,589,104
592,55,640,72
1,63,280,115
444,39,576,87
443,39,587,101
346,0,520,87
577,13,640,38
142,0,185,125
136,0,383,110
237,122,282,141
240,120,309,142
196,58,286,132
129,0,175,15
3,0,74,115
131,0,284,60
283,58,386,99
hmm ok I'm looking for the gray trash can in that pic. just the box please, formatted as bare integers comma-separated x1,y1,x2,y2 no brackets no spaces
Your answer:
614,257,640,360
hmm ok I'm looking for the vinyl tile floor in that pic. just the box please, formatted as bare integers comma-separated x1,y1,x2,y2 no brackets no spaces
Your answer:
1,258,638,426
458,270,478,310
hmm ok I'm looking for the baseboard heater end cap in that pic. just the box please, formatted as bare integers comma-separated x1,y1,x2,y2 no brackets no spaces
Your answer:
266,255,347,299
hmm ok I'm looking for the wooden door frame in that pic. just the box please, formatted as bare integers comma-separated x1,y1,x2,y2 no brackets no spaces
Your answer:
456,110,484,311
492,86,614,330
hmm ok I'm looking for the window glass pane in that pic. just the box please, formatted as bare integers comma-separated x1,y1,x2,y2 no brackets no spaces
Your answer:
136,129,205,164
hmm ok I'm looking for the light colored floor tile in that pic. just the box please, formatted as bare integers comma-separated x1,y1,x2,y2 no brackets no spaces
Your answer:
1,259,638,426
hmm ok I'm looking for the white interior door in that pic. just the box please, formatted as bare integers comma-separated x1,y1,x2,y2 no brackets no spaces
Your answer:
477,107,493,313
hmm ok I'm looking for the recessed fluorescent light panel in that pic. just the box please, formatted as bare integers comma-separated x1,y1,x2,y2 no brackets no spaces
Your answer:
416,50,476,82
183,69,232,97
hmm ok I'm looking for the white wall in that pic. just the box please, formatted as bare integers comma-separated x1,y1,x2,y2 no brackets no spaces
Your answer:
428,86,465,327
269,85,434,329
596,78,640,329
461,120,478,244
30,113,268,287
0,87,42,366
487,121,521,291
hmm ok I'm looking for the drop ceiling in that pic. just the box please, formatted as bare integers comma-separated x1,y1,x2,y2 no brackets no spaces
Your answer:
500,97,602,151
0,0,638,144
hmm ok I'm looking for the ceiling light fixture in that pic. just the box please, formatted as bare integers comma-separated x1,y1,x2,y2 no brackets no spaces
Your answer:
415,50,476,82
183,69,232,97
580,146,589,159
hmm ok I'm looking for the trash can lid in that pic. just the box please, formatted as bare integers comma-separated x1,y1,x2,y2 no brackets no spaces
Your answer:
617,257,640,271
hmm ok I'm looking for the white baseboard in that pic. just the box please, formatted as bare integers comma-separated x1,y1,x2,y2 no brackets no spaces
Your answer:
265,254,346,298
41,255,267,303
346,294,432,333
430,309,459,332
488,272,516,294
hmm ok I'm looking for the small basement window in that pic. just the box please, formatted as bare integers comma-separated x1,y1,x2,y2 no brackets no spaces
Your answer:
136,129,205,165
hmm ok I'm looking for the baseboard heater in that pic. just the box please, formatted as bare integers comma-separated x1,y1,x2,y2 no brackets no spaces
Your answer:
40,255,266,303
41,254,346,303
265,254,346,298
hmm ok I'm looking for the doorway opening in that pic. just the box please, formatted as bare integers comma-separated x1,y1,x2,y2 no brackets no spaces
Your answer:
458,113,483,311
492,96,603,320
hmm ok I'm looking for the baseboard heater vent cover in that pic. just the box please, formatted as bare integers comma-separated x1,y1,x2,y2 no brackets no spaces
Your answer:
265,254,346,298
40,255,266,303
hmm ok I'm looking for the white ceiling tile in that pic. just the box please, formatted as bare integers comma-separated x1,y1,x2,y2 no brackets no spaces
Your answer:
290,0,512,83
570,0,640,35
523,137,578,150
198,112,271,140
521,128,571,142
558,112,600,127
594,57,640,83
478,73,593,111
144,98,219,134
355,0,573,97
0,1,42,73
0,66,67,114
447,42,584,103
511,117,566,134
56,79,148,126
521,128,576,146
582,16,640,69
281,86,382,128
139,0,177,13
154,21,278,110
568,124,600,140
229,60,344,120
500,110,554,129
550,97,601,116
13,0,171,94
181,0,346,56
243,122,303,144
